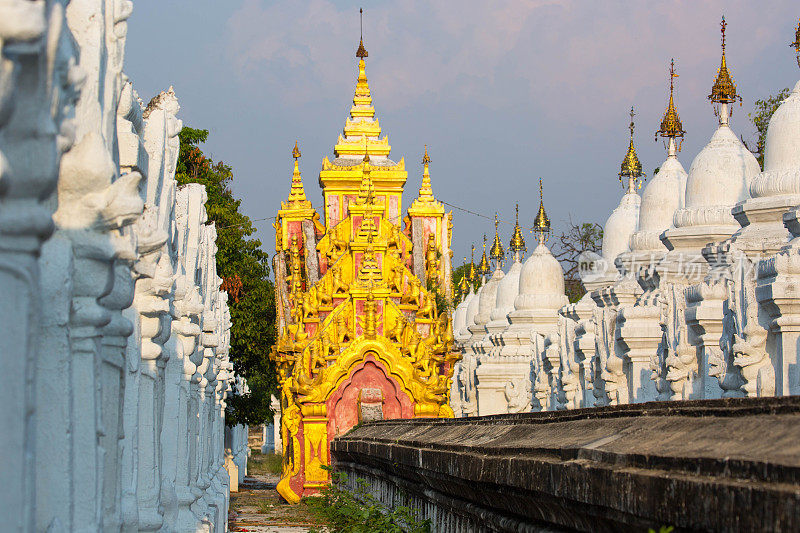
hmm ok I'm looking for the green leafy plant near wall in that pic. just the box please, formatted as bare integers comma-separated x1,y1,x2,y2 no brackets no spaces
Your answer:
306,469,430,533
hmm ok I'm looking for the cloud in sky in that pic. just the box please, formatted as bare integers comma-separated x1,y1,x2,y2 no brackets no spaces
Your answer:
125,1,800,263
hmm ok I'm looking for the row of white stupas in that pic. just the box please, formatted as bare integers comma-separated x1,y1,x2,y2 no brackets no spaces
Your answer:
0,2,245,532
451,17,800,416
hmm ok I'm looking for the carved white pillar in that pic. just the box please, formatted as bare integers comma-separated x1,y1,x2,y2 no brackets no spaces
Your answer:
1,2,79,531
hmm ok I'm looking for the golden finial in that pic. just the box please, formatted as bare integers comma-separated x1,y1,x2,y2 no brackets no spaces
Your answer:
791,17,800,68
709,16,742,108
356,8,368,59
468,244,477,285
416,145,435,202
655,59,686,148
478,234,490,277
286,141,310,206
489,212,505,266
459,257,470,296
619,107,645,191
509,203,526,257
533,178,551,245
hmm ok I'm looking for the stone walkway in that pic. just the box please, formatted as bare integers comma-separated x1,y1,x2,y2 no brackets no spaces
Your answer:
228,473,321,533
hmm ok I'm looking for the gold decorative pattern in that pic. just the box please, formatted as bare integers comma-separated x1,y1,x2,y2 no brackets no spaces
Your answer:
509,203,526,256
708,16,742,105
619,107,645,190
656,59,685,141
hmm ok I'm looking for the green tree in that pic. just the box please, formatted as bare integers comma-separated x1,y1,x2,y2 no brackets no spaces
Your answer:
176,126,277,426
743,87,791,169
552,220,604,303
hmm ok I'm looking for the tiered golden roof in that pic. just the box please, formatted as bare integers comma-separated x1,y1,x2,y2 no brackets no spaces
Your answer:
619,107,645,189
792,17,800,68
283,141,313,209
509,203,526,256
656,59,685,141
477,235,490,277
708,16,742,105
489,213,505,264
533,178,550,239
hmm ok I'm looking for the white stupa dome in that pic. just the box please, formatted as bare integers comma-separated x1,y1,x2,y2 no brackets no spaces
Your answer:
489,260,522,323
514,243,568,311
630,155,687,251
601,190,640,264
452,296,470,337
674,124,759,228
764,80,800,173
474,268,504,326
456,290,477,341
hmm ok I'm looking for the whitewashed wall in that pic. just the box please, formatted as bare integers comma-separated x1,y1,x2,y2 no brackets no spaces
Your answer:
0,2,239,532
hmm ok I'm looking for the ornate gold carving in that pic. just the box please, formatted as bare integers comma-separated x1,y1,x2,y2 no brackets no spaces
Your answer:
425,233,440,282
708,16,742,106
656,59,686,142
618,107,645,189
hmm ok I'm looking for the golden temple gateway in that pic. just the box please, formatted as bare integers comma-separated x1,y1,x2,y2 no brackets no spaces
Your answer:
270,34,458,502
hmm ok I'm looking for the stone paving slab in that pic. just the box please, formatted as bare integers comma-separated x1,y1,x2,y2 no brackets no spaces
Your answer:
229,474,320,533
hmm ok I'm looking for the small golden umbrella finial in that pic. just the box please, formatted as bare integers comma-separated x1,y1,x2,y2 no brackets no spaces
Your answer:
533,178,551,245
490,212,505,266
468,244,477,285
709,16,742,113
509,203,527,258
292,140,301,160
619,107,645,191
356,8,368,59
791,17,800,68
478,234,490,277
655,59,686,150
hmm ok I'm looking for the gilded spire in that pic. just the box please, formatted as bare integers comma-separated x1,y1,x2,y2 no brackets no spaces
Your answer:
791,17,800,68
708,16,742,107
477,234,490,278
356,8,368,59
286,141,311,207
489,212,505,266
655,59,686,146
468,245,477,286
509,203,526,258
417,145,435,201
533,178,550,245
619,107,645,191
459,257,470,297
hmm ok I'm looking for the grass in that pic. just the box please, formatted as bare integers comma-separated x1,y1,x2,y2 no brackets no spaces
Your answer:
248,450,283,476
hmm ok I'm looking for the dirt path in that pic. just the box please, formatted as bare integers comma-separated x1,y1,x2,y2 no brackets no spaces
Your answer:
228,473,322,533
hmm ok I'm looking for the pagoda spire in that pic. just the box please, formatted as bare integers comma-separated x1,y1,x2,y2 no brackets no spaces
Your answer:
533,178,551,246
477,234,490,281
285,141,312,208
791,17,800,68
655,59,686,157
468,244,477,289
416,145,435,201
618,107,645,192
708,16,742,124
489,212,505,268
509,203,526,261
459,257,470,297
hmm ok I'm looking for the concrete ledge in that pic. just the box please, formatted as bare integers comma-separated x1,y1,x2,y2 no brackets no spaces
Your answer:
331,397,800,532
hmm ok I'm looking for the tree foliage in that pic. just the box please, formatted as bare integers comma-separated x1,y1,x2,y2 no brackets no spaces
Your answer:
176,126,277,426
552,220,604,303
743,87,791,169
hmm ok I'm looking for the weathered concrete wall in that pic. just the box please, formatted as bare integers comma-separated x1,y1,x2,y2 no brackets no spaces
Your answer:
332,397,800,532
